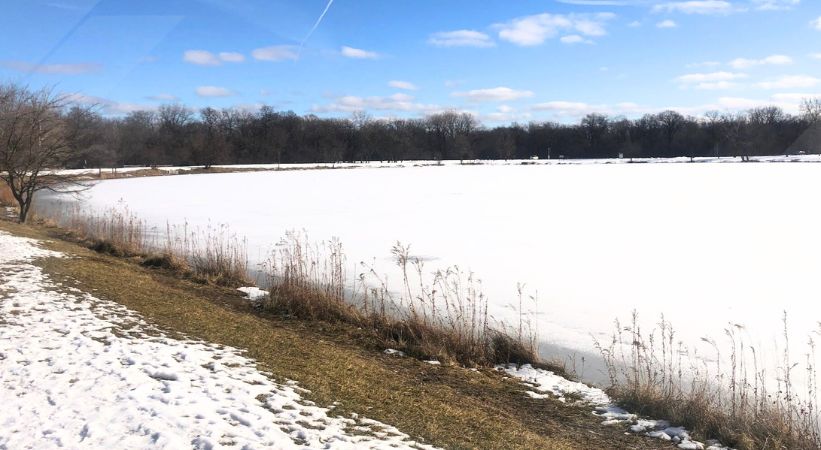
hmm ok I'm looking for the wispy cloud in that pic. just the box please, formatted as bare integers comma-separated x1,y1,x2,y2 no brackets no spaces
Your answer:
66,93,153,115
675,71,747,89
676,71,748,84
754,75,821,90
560,34,594,44
313,93,439,113
752,0,800,11
728,54,792,69
452,87,534,102
388,80,418,90
656,19,678,28
1,61,101,75
218,52,245,63
183,50,220,66
340,46,380,59
812,16,821,30
146,93,179,101
299,0,335,55
652,1,736,15
196,86,234,97
251,45,299,62
183,50,245,66
495,12,616,46
428,30,495,47
531,100,650,118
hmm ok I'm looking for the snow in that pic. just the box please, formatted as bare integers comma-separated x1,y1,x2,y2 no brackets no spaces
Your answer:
42,162,821,393
237,286,269,307
0,231,436,450
501,364,731,450
54,153,821,178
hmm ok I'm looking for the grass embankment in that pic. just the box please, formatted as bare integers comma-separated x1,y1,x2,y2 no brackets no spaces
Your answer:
0,219,665,449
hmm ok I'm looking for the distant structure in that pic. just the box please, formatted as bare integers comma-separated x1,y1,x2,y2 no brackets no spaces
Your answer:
786,122,821,155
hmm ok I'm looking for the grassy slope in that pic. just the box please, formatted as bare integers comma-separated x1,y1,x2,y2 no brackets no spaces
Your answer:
0,219,665,450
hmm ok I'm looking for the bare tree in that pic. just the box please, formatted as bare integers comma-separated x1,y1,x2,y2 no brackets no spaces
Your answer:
656,110,686,156
0,84,87,222
800,98,821,124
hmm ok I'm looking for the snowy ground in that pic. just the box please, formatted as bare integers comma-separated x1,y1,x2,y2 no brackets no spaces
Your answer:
41,162,821,388
501,364,731,450
54,153,821,178
0,231,436,450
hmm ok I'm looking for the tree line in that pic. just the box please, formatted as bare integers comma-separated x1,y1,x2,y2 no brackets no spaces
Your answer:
4,81,821,222
65,99,821,169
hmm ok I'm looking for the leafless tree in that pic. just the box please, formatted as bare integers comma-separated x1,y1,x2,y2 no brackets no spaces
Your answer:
800,98,821,124
0,84,87,222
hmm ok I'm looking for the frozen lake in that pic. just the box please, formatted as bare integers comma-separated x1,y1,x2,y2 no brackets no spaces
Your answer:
44,163,821,384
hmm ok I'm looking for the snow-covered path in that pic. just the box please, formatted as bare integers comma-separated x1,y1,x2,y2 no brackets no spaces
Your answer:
0,231,434,450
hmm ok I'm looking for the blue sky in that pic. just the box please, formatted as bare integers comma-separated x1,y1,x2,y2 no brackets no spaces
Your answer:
2,0,820,124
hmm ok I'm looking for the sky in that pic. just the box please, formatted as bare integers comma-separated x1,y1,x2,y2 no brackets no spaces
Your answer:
1,0,820,124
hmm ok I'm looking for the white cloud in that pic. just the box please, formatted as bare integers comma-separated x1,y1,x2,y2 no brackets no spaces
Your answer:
428,30,495,47
183,50,221,66
751,0,799,11
656,19,678,28
251,45,299,62
1,60,101,74
530,100,650,118
812,16,821,30
184,50,246,65
628,20,642,27
218,52,245,63
312,93,439,113
388,80,418,90
66,93,154,115
495,12,615,46
340,46,380,59
811,53,821,60
196,86,234,97
480,105,532,123
694,81,739,90
452,86,535,102
652,1,735,15
676,71,748,84
728,54,792,69
754,75,821,89
560,34,593,44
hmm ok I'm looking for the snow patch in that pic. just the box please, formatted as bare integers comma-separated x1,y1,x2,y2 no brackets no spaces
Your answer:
500,364,732,450
0,231,437,449
236,286,268,306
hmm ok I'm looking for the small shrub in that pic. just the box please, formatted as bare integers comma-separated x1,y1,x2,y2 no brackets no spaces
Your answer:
141,252,190,274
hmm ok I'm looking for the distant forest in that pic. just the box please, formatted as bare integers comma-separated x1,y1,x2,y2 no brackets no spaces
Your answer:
63,99,821,168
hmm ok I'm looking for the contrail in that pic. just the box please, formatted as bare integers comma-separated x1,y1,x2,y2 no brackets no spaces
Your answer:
298,0,335,57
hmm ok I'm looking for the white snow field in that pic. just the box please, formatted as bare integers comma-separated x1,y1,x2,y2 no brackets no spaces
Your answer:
0,231,436,450
41,162,821,387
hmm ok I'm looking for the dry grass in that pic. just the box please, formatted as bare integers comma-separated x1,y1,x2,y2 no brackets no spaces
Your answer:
596,311,821,450
0,180,17,207
32,204,249,287
264,233,539,367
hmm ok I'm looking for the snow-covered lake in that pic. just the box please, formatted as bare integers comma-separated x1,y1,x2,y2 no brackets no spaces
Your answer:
43,162,821,385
